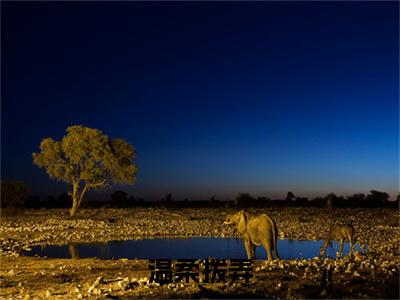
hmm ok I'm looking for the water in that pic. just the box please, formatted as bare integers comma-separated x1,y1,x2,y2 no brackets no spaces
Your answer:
26,237,363,260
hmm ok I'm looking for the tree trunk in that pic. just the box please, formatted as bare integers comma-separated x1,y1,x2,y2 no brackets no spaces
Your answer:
70,195,79,217
77,185,88,210
326,195,332,209
69,181,79,217
69,182,89,217
69,180,104,217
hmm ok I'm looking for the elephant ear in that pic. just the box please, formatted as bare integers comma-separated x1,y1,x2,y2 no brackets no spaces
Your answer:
237,210,247,234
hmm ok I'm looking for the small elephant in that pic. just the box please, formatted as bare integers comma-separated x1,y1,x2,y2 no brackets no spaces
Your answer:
319,224,354,258
224,210,279,261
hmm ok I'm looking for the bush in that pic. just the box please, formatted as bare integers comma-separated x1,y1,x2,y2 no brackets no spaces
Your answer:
1,181,29,215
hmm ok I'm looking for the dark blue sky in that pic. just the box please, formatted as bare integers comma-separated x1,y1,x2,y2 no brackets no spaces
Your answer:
2,2,398,200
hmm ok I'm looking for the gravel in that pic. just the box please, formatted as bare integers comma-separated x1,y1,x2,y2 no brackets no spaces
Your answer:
0,207,398,299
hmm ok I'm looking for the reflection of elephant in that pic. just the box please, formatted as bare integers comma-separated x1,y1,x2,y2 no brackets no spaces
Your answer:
319,224,354,258
68,243,80,259
224,210,279,261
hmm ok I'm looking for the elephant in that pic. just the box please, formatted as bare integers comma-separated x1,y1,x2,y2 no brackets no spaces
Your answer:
319,224,354,258
224,210,279,261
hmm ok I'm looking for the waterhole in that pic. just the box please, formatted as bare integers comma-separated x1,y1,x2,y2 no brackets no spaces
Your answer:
26,237,364,260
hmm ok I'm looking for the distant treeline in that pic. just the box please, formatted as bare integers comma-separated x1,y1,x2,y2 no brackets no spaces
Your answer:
2,181,398,210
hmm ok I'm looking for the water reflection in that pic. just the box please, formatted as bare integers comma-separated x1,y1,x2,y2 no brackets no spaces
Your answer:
68,243,79,259
28,238,364,260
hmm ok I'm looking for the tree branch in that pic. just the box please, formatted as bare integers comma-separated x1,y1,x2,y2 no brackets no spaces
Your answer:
77,184,88,208
86,179,107,189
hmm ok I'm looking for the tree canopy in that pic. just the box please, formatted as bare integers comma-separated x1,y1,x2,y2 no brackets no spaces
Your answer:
33,125,137,216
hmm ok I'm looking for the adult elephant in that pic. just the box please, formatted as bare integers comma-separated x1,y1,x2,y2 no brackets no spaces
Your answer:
224,210,279,261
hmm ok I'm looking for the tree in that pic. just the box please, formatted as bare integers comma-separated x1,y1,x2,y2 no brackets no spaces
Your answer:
25,195,41,209
33,125,137,216
295,196,309,206
127,196,138,208
346,193,365,207
370,190,389,202
110,190,128,207
163,193,173,202
1,180,29,209
285,192,295,202
256,196,271,208
347,193,365,201
365,190,390,207
234,193,255,208
325,193,336,209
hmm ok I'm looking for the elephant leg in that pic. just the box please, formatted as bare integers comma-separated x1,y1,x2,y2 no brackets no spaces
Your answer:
348,234,354,255
243,237,252,259
338,239,344,258
274,248,280,260
251,244,257,260
319,242,327,258
262,240,273,261
273,240,280,260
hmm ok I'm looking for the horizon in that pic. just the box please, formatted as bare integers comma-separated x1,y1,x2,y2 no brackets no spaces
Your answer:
15,183,399,203
2,2,399,201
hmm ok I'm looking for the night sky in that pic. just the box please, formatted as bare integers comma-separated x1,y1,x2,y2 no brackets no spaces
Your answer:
2,2,398,200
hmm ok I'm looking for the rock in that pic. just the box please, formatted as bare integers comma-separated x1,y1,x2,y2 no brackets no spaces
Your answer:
139,277,149,285
88,276,103,294
353,271,360,277
117,277,130,290
90,287,101,295
93,276,103,286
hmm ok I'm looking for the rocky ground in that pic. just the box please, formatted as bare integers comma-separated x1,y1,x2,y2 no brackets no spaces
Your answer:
0,207,399,299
